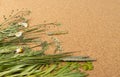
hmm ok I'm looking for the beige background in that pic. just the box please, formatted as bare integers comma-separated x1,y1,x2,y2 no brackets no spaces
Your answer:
0,0,120,77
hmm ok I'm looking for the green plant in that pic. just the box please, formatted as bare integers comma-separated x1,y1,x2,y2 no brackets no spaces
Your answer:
0,9,95,77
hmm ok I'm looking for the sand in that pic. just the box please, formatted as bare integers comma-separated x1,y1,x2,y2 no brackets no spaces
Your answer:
0,0,120,77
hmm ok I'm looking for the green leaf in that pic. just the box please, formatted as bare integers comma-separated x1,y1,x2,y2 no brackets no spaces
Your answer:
82,62,94,71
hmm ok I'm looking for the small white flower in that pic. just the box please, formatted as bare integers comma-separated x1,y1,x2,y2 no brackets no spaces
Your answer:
18,22,28,28
15,48,24,53
15,31,23,37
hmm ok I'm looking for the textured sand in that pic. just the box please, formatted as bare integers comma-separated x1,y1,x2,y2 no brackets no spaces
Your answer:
0,0,120,77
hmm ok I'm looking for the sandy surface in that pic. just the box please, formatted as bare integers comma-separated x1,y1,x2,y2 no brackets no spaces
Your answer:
0,0,120,77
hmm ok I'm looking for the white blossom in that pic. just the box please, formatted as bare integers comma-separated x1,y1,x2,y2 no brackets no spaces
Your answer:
18,22,28,28
16,48,24,53
15,31,23,37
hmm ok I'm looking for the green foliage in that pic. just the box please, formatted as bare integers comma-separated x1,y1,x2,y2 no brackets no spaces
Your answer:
0,47,90,77
0,9,95,77
81,62,94,71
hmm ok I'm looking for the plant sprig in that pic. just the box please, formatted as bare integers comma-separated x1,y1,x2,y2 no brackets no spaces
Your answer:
0,9,95,77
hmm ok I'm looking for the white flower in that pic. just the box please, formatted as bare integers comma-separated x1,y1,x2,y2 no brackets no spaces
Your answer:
15,31,23,37
18,22,28,28
15,48,24,53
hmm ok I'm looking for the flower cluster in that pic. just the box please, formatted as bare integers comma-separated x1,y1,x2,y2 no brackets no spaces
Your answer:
15,22,28,37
